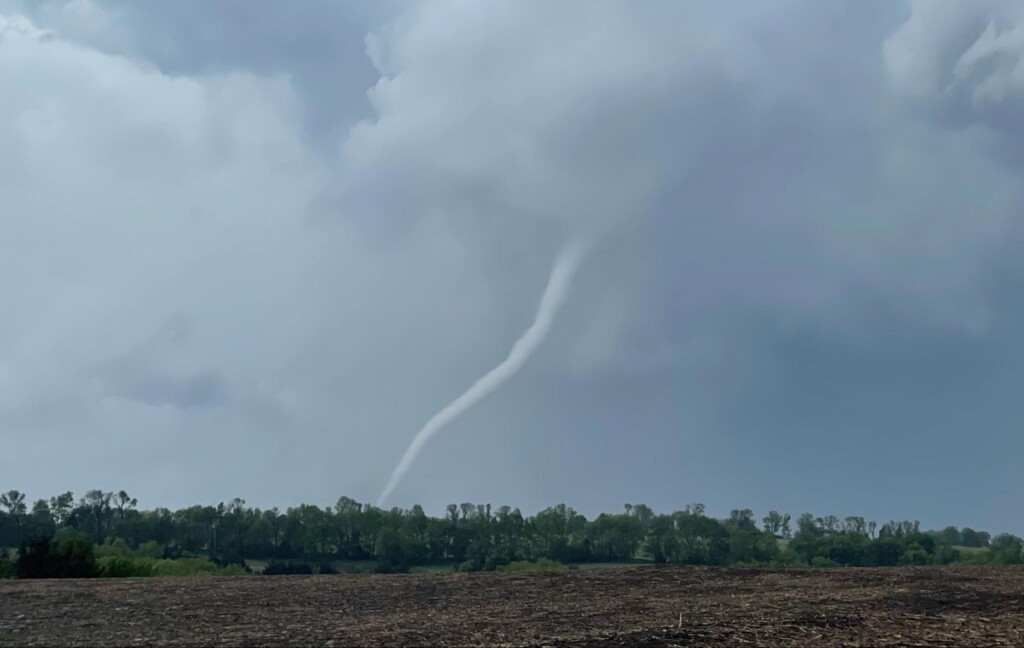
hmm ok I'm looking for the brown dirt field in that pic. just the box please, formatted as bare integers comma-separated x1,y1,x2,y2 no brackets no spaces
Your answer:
1,565,1023,646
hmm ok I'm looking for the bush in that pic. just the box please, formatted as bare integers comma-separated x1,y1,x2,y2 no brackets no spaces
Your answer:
0,558,14,579
900,545,930,566
209,552,251,573
262,560,314,575
95,538,133,559
151,557,221,577
17,533,99,579
373,561,409,574
317,562,339,575
137,541,163,559
810,556,838,568
98,556,155,578
497,558,566,572
773,548,806,567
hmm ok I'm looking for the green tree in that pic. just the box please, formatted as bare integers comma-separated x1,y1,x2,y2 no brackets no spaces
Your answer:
991,534,1023,564
818,515,839,534
727,509,756,531
762,511,787,536
113,491,138,519
49,492,74,527
935,526,961,546
685,503,706,517
796,513,820,536
960,528,990,548
79,490,114,542
1,490,27,543
843,517,866,536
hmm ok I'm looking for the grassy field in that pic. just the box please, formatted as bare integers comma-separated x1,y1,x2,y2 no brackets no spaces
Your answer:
954,545,991,555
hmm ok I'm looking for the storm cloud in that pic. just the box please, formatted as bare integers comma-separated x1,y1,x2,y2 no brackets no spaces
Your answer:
2,0,1023,533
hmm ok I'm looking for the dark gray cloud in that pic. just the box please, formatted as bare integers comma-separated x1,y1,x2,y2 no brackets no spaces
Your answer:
2,1,1024,533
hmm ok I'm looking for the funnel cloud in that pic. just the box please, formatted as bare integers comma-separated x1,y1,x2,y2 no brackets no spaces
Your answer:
378,240,587,507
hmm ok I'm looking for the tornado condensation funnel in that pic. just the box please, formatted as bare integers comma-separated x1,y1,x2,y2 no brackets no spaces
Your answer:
377,240,587,507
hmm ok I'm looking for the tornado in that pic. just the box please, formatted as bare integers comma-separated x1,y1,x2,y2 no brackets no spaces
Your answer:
377,240,587,507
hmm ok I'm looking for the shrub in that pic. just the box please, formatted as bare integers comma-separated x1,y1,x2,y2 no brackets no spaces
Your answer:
151,557,221,577
900,545,930,566
773,548,807,567
98,556,155,578
17,533,99,579
95,538,133,559
497,558,566,572
209,552,251,573
0,558,14,579
137,541,163,559
810,556,838,568
317,562,339,575
373,561,410,574
262,560,314,575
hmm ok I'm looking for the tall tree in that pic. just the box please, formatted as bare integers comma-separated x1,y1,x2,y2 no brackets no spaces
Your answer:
762,511,785,536
728,509,756,531
796,513,820,536
80,490,114,542
1,490,27,543
49,492,74,527
113,491,138,519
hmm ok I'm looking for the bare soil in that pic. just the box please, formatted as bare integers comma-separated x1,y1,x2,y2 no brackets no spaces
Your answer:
2,565,1023,646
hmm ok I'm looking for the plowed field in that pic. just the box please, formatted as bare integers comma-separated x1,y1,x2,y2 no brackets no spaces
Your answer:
2,565,1023,646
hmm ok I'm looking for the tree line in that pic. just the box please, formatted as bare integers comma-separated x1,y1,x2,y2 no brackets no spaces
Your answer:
0,489,1020,577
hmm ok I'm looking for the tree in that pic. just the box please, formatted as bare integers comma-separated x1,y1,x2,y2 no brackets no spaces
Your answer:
818,515,840,534
80,490,114,542
961,528,989,548
991,534,1023,564
29,500,55,538
728,509,756,531
763,511,786,536
114,491,138,519
49,492,74,527
780,514,792,539
224,498,246,553
935,526,961,546
796,513,820,536
843,517,867,536
627,503,654,534
16,532,98,579
1,490,27,543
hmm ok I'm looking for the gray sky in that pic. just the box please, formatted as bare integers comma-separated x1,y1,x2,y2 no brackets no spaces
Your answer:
2,0,1023,533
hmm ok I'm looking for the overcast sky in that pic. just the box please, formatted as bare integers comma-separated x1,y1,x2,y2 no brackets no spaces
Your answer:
2,0,1024,532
